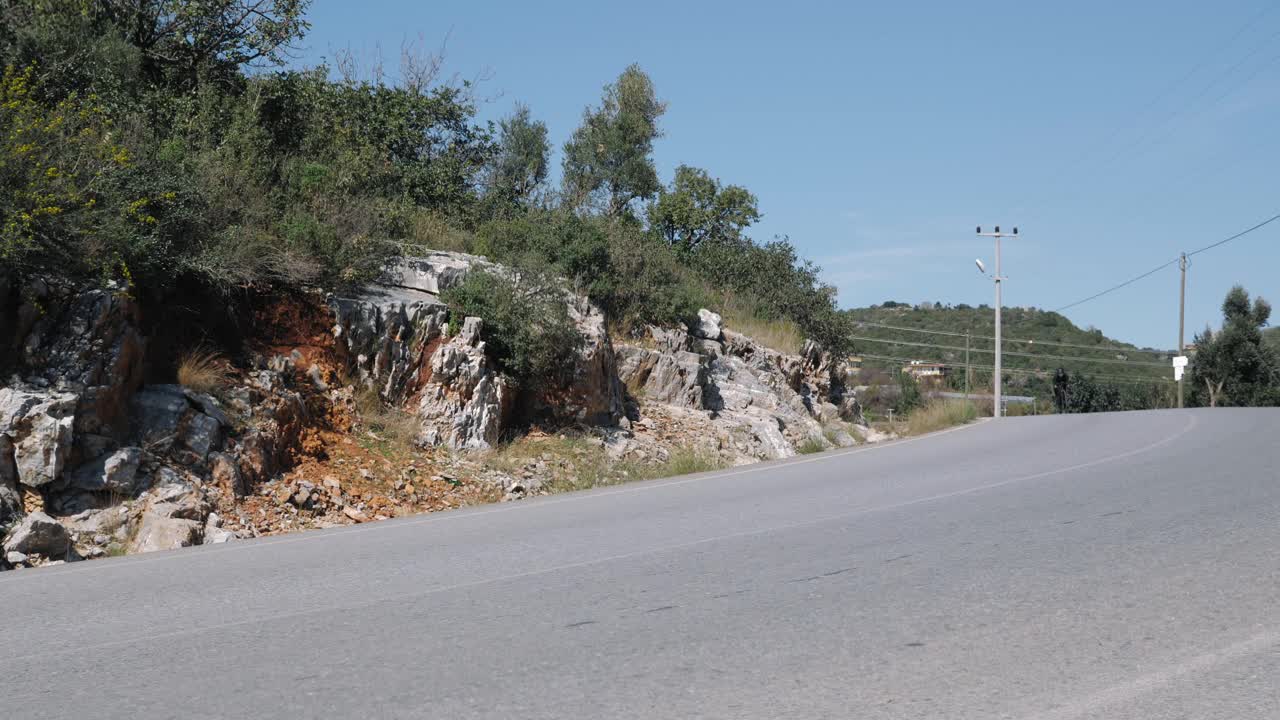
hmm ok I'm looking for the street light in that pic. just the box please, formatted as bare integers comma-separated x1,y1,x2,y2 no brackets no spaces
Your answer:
975,225,1018,417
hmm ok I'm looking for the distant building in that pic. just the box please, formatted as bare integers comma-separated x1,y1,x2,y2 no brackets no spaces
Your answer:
903,360,950,379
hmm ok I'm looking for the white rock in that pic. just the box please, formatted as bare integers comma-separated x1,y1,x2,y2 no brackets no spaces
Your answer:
690,308,724,341
128,512,203,554
0,388,77,487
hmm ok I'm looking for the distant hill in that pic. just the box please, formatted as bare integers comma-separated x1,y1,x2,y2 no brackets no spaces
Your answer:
843,302,1176,401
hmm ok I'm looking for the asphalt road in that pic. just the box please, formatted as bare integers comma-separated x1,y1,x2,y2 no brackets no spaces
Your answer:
4,408,1279,719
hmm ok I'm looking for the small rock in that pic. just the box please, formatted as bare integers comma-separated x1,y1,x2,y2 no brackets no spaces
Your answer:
68,447,144,493
209,452,245,497
203,513,236,544
690,308,724,341
308,364,329,390
342,506,369,523
6,550,28,565
128,512,203,553
182,412,222,459
3,511,71,558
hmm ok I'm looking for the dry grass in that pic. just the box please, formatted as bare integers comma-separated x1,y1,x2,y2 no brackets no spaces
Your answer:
353,387,420,459
658,446,724,476
903,399,978,436
406,210,475,254
176,348,231,394
481,434,725,495
716,293,804,355
797,436,827,455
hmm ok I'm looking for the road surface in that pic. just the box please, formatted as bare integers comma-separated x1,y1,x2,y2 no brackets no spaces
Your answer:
3,408,1278,719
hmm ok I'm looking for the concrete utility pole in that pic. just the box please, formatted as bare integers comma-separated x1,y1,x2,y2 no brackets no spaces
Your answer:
976,226,1017,418
964,330,971,402
1177,253,1188,409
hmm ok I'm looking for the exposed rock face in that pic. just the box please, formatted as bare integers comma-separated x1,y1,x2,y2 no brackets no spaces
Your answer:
330,286,448,405
616,344,708,409
1,258,871,569
337,251,625,447
615,313,863,462
417,317,514,450
548,297,625,426
382,252,493,295
0,436,20,526
10,282,146,460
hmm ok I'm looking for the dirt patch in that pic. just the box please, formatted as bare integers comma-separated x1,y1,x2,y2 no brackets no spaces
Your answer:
248,291,343,371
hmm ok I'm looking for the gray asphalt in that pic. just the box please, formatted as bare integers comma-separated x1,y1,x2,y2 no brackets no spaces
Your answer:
3,408,1279,719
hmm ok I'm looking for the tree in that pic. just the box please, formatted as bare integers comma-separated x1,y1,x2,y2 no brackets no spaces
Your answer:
562,64,665,218
485,104,549,210
646,165,759,252
1,0,311,95
101,0,311,88
895,370,922,413
1188,286,1280,407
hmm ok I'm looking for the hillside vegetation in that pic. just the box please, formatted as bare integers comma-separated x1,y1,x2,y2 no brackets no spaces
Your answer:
845,302,1177,409
0,0,853,369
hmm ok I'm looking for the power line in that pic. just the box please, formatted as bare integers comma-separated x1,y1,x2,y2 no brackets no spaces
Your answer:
1052,257,1181,313
1039,4,1276,189
856,353,1172,386
855,319,1172,353
1051,208,1280,313
849,336,1170,369
1187,210,1280,256
1096,23,1280,169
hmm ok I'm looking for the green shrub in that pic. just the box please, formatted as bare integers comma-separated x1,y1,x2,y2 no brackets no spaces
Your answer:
440,264,582,390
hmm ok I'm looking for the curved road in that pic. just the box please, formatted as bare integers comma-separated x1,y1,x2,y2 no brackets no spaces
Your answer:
3,409,1279,719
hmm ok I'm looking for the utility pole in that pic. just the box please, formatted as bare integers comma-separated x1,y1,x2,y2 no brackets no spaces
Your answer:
964,330,971,402
976,226,1017,418
1177,253,1188,409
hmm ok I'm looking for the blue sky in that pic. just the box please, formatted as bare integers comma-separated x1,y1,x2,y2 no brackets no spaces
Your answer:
297,0,1279,349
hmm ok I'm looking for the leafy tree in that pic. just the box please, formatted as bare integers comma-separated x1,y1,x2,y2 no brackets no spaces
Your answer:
895,370,922,413
1188,286,1280,407
647,165,759,252
485,104,549,211
1,0,310,98
562,64,665,218
0,65,150,281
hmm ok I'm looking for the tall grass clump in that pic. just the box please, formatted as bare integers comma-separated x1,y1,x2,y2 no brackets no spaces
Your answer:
904,400,978,436
176,348,230,394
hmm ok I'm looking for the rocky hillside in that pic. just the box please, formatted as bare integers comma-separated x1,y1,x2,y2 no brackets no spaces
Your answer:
0,253,872,570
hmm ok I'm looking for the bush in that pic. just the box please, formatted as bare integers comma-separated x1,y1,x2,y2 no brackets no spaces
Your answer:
440,264,582,390
894,371,923,413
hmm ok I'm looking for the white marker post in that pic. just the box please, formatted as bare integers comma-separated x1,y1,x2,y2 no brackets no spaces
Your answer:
1172,355,1188,383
